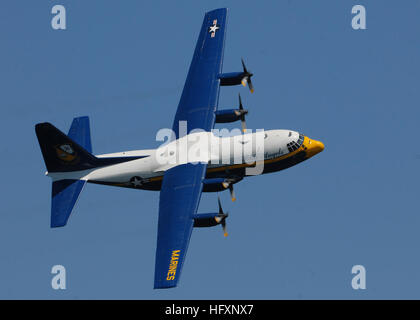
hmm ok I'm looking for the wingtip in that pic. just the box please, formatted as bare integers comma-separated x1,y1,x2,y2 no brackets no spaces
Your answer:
154,284,178,290
206,8,228,15
50,223,67,229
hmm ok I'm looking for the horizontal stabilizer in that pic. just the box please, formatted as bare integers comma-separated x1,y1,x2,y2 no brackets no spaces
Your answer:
51,179,86,228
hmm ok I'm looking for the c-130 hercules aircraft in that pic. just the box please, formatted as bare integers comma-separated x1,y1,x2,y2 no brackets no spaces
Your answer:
35,8,324,289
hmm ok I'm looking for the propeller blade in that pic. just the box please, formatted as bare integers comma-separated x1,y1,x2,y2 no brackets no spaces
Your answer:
248,78,255,93
240,116,247,133
222,219,228,237
238,94,246,132
241,58,248,73
240,59,254,93
217,196,228,237
229,184,236,202
218,196,223,214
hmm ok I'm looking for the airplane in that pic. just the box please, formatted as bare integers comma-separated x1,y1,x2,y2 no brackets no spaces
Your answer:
35,8,324,289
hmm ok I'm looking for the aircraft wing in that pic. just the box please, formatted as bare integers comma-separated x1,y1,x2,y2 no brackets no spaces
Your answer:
154,8,227,289
154,163,206,289
171,8,227,137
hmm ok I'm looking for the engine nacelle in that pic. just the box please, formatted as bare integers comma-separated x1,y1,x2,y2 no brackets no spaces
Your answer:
219,72,245,86
202,178,227,192
193,213,226,228
215,109,247,124
218,59,254,93
202,177,241,192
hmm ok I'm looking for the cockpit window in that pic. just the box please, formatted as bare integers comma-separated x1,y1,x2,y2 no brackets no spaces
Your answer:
287,134,304,152
297,134,304,146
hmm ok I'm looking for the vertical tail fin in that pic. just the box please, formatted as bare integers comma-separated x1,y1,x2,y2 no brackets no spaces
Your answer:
35,117,97,173
67,116,92,153
35,117,140,173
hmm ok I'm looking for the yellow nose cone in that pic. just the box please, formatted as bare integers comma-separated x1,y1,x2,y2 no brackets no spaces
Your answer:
305,138,325,158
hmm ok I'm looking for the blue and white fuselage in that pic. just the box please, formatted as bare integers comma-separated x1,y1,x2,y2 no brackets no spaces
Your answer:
47,129,324,192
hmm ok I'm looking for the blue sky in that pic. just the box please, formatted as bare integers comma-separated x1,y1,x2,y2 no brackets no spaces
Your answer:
1,0,420,299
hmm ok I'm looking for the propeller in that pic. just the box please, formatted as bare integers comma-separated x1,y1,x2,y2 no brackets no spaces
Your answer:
215,196,229,237
237,94,248,133
241,58,254,93
222,179,237,202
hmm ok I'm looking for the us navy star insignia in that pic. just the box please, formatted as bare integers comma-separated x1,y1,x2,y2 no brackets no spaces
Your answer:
208,19,220,38
130,176,143,187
